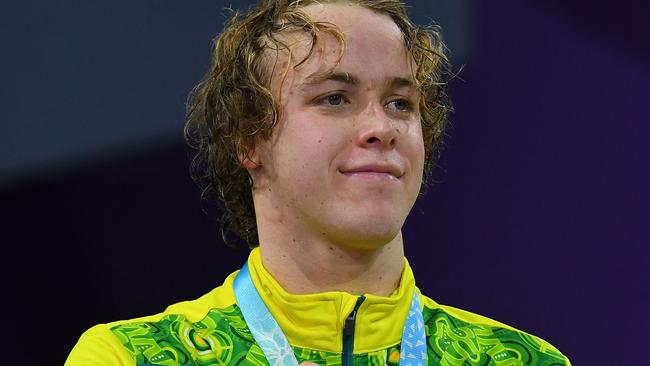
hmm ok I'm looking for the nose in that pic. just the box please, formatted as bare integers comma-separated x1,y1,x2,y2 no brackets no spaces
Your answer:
355,102,399,149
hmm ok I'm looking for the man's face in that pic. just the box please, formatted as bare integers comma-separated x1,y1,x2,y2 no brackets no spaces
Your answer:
250,3,424,251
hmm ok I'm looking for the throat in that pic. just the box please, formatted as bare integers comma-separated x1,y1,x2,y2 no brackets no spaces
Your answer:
259,236,405,296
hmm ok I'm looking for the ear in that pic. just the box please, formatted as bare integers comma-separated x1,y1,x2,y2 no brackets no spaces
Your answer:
238,148,263,171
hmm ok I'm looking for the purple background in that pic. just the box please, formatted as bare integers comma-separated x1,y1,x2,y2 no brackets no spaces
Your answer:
3,0,648,364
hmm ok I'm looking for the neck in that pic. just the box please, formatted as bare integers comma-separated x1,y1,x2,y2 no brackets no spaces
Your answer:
257,230,405,297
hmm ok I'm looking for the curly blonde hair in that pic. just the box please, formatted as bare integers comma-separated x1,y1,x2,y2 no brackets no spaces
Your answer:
184,0,452,249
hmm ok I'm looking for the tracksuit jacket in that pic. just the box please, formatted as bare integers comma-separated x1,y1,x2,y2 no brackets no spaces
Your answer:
66,248,570,365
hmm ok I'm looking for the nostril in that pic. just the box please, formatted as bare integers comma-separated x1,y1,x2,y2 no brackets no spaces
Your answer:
367,137,380,143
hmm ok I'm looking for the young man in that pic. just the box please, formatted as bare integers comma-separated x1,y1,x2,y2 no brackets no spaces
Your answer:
67,1,571,365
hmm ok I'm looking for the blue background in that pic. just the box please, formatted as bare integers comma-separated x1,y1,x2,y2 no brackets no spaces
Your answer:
2,0,648,364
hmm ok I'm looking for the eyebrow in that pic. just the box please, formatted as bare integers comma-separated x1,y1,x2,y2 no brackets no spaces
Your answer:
299,70,417,91
386,76,417,90
300,71,359,89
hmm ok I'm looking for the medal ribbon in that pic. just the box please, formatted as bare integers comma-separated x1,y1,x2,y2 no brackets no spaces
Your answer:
234,263,427,366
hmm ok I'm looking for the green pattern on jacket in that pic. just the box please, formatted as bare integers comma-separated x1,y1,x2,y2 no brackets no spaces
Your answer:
111,305,567,366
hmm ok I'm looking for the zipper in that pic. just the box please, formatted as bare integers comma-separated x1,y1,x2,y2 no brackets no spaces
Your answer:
342,296,366,366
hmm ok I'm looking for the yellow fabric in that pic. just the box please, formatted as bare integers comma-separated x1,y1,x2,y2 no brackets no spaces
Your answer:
65,273,239,366
423,301,572,366
65,248,570,365
66,248,418,362
247,247,419,353
66,325,133,366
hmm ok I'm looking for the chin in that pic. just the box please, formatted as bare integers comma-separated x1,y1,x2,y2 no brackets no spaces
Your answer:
330,217,403,251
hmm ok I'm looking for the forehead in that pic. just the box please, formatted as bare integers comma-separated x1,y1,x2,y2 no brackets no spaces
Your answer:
266,3,412,90
302,3,403,41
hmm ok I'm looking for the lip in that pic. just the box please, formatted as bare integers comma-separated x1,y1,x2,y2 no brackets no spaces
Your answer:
339,164,403,180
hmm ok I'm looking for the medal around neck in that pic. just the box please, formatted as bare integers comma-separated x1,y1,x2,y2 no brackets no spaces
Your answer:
234,262,427,366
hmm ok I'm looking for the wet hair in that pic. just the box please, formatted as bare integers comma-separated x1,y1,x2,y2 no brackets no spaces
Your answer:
184,0,452,249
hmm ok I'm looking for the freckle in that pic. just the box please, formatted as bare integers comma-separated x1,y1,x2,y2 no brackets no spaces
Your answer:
318,139,322,143
329,246,334,251
379,276,383,280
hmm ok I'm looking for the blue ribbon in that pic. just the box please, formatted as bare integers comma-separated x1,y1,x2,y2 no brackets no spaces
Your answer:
234,262,427,366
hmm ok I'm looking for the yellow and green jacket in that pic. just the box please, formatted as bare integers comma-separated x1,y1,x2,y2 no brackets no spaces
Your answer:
66,248,570,365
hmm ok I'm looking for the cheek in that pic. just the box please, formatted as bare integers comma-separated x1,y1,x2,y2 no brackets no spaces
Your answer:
274,121,334,178
406,124,426,167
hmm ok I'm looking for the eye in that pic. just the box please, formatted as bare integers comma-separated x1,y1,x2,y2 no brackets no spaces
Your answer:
324,94,343,106
387,98,412,112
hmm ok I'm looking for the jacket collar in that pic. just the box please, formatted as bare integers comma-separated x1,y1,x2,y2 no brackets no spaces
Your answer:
245,247,420,353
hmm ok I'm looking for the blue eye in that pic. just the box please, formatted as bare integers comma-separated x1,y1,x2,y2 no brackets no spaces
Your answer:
389,99,411,112
325,94,343,106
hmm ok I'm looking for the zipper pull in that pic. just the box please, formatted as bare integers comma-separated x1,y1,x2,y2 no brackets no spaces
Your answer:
342,296,365,366
344,309,357,336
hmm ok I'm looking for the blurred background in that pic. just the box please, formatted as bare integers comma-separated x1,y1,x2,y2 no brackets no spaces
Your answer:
2,0,648,364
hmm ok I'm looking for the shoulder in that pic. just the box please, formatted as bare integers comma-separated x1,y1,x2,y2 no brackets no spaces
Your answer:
66,271,241,366
419,292,572,366
65,323,134,366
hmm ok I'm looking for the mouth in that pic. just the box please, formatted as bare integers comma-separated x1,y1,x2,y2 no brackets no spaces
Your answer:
339,164,403,181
